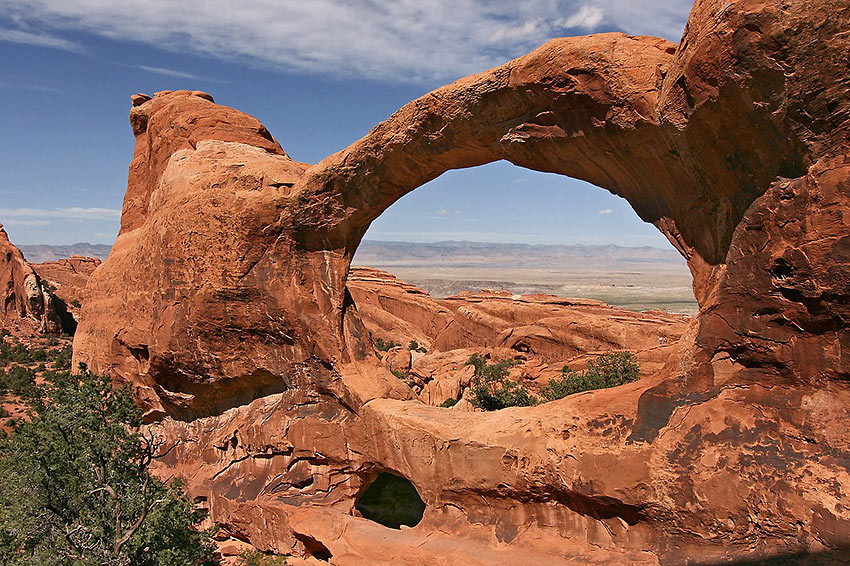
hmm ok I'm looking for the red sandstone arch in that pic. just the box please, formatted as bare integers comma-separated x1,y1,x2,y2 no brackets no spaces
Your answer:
72,0,850,562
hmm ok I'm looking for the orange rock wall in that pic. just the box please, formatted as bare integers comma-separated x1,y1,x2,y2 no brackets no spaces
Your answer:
0,225,60,334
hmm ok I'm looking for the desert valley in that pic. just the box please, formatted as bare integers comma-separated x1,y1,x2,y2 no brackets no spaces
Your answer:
2,0,850,564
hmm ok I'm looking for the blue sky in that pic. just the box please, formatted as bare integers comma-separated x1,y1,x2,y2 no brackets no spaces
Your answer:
0,0,692,247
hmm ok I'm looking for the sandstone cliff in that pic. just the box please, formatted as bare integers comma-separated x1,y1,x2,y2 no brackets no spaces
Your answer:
0,225,62,334
73,0,850,563
32,255,101,326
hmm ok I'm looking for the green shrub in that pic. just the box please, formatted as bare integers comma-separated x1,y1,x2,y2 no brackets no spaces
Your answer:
0,330,9,338
0,407,9,419
374,337,400,352
439,398,458,408
71,299,82,308
238,549,288,565
540,351,640,402
466,354,536,410
53,344,73,370
407,340,427,353
0,365,37,399
0,369,218,566
0,341,48,366
391,369,408,380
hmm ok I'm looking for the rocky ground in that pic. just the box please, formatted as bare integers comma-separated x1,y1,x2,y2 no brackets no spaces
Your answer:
348,267,687,408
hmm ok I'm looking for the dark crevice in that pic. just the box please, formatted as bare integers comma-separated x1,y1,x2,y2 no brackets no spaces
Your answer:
770,258,794,279
49,295,77,336
676,75,696,110
355,472,426,529
293,532,332,561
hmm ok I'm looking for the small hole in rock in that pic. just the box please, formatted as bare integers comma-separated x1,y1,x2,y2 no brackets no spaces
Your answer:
355,472,426,529
770,258,794,279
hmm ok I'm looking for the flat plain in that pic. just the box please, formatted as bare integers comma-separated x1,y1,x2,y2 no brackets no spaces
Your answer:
353,240,698,314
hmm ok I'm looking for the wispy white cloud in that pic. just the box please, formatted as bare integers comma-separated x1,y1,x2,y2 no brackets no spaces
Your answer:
0,79,59,93
2,219,51,227
137,65,202,80
598,208,614,215
0,27,83,52
0,207,121,221
135,65,225,84
560,5,604,29
0,1,691,83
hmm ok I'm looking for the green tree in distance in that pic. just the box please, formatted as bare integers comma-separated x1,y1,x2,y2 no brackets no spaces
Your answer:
540,351,640,402
466,354,536,410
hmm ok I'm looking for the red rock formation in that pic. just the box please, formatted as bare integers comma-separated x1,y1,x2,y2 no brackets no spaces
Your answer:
32,255,101,314
349,267,686,360
74,1,850,563
349,266,686,406
0,225,60,334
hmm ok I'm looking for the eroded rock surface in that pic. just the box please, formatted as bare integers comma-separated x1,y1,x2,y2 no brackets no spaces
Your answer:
32,255,101,325
74,1,850,563
349,266,686,358
0,225,61,334
349,266,685,406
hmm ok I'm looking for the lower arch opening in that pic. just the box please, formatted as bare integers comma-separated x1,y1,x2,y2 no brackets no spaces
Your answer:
355,472,426,529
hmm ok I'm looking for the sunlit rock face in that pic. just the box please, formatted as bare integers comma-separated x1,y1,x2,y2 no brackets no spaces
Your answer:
73,0,850,563
0,225,61,334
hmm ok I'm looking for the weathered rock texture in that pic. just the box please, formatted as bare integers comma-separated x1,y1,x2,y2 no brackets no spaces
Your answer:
349,266,686,406
74,0,850,563
0,225,61,334
349,266,686,361
32,255,101,323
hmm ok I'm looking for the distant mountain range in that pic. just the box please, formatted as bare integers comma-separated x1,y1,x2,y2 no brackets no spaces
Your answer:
15,240,685,266
18,243,113,263
353,240,686,267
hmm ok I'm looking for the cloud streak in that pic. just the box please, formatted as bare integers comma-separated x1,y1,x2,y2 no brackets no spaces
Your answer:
0,207,121,221
0,79,60,93
136,65,225,83
0,27,83,52
2,219,52,227
137,65,203,80
0,1,691,82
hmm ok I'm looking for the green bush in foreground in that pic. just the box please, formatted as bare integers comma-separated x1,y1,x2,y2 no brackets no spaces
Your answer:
0,365,37,399
466,354,536,411
439,397,458,408
0,368,218,566
540,351,640,402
